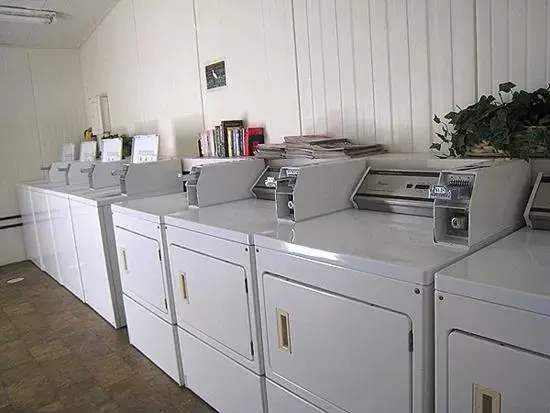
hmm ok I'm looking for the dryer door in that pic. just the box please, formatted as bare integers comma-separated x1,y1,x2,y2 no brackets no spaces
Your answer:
169,243,253,361
114,226,168,315
449,331,550,413
263,273,412,413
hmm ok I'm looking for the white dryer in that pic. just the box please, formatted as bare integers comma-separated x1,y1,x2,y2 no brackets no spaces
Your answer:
253,158,530,413
69,159,184,329
110,157,262,385
435,173,550,413
165,159,367,413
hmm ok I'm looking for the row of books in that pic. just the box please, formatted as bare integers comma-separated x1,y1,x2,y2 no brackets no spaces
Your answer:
255,135,387,159
198,120,265,158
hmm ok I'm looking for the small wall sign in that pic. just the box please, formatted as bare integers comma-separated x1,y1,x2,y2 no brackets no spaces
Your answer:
206,60,227,90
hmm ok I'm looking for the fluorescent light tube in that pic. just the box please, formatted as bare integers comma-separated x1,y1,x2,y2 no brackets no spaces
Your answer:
0,6,56,24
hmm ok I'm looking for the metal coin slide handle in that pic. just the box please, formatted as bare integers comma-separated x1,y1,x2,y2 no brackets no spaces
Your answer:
277,309,291,353
179,272,189,303
120,248,128,273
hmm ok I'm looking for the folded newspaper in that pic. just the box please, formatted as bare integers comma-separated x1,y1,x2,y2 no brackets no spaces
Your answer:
255,135,387,159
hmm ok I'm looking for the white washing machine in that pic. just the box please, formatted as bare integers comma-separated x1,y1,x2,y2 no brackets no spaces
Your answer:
39,161,123,301
164,159,368,413
253,158,530,413
111,158,265,385
16,182,42,269
69,159,184,329
27,162,92,282
435,173,550,413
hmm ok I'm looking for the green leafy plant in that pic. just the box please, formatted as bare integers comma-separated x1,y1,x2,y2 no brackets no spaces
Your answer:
431,82,550,158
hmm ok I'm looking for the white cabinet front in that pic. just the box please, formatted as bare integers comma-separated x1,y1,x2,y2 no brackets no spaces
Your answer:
262,274,412,413
266,380,325,413
48,194,83,301
115,227,167,314
32,190,59,279
170,244,253,360
448,331,550,413
17,186,41,267
70,200,115,325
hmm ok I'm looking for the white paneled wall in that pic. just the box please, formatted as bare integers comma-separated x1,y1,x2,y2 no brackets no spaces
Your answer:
0,47,86,266
80,0,550,151
294,0,550,151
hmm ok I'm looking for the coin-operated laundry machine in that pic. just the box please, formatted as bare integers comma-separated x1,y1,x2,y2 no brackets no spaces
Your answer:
16,163,70,271
42,161,124,301
69,158,184,329
111,158,265,385
435,172,550,413
253,156,530,413
164,158,368,413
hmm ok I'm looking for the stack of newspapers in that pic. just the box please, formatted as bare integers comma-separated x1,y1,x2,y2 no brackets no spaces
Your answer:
255,135,386,159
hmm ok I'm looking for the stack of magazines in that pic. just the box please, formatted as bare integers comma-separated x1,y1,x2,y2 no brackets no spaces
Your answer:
255,135,387,159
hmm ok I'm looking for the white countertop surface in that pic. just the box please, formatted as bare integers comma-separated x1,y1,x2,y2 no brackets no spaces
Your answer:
112,193,189,223
436,228,550,315
254,209,479,286
165,198,277,244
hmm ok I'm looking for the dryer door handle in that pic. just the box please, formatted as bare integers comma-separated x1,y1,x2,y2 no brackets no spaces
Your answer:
120,248,129,273
276,309,291,353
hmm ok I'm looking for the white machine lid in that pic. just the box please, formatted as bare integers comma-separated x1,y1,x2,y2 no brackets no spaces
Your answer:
112,193,188,224
165,198,277,245
254,209,472,286
436,228,550,316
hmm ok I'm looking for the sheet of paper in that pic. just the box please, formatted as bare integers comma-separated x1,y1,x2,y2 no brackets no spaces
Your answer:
60,143,75,162
132,135,159,163
79,141,97,161
101,138,122,162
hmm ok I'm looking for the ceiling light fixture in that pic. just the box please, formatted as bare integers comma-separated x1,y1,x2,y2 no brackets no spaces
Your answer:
0,5,56,24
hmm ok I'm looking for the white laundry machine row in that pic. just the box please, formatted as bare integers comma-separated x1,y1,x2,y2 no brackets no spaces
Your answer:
69,159,184,329
435,173,550,413
41,161,124,301
164,159,368,413
26,161,96,283
253,157,531,413
111,158,265,385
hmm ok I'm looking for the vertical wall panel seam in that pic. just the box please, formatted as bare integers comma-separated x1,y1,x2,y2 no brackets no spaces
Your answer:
318,1,329,133
334,0,345,136
507,0,511,84
523,0,530,88
489,0,494,89
305,0,315,133
384,0,394,145
131,0,145,127
260,0,273,139
367,0,378,143
192,0,206,131
27,51,45,168
348,0,359,140
290,0,303,135
449,0,455,107
473,0,479,98
405,0,414,151
425,0,433,145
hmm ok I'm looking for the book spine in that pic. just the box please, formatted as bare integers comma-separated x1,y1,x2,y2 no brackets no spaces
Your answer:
235,128,241,157
244,128,250,156
228,128,234,157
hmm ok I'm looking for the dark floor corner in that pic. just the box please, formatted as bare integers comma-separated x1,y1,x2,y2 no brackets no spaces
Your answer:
0,261,215,413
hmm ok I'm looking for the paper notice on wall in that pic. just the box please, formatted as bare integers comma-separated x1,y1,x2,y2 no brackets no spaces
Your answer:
60,143,75,162
79,141,97,161
101,138,122,162
132,135,159,163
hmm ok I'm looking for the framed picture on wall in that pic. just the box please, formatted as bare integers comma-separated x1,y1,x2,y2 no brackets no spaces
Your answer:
205,60,227,90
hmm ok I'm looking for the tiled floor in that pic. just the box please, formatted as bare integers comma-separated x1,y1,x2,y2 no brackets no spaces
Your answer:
0,261,216,413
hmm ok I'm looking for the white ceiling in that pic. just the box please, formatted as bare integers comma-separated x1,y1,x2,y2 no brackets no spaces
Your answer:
0,0,120,49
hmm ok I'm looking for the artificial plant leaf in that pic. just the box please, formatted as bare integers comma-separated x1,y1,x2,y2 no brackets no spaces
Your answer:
499,82,517,93
430,142,442,151
433,114,441,124
444,111,458,121
436,133,449,143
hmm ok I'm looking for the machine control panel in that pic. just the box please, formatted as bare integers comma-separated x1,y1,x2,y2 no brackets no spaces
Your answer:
352,169,440,217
